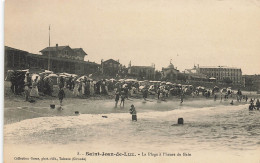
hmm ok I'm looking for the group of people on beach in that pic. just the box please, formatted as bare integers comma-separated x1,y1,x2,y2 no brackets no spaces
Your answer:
72,77,109,97
7,70,259,114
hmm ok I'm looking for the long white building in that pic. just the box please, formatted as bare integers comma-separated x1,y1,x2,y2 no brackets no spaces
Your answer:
198,66,242,84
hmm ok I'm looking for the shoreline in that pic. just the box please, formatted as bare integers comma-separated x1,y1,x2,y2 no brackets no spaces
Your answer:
4,94,253,125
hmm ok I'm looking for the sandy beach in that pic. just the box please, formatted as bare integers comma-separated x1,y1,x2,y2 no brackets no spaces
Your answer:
4,80,260,163
4,92,260,163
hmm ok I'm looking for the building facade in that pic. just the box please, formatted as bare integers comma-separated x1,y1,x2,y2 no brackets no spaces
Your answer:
199,66,243,84
40,44,86,61
161,63,179,81
184,65,207,81
128,65,155,80
5,46,100,75
101,59,121,77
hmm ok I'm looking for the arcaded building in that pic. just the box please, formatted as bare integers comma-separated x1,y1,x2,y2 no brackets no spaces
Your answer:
5,45,100,75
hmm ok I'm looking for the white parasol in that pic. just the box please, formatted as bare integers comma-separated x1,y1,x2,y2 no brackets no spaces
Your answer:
31,74,41,81
48,74,58,77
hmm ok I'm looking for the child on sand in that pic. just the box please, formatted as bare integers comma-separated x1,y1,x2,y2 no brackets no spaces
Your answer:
129,104,137,121
58,88,65,107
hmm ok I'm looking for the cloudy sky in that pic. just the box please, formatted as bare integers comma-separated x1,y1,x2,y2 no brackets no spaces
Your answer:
5,0,260,74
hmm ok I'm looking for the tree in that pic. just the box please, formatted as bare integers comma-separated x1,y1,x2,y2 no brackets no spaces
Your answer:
223,77,233,85
154,71,162,81
177,73,187,82
245,77,254,91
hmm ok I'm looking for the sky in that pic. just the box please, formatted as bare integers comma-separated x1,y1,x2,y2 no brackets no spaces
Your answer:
4,0,260,75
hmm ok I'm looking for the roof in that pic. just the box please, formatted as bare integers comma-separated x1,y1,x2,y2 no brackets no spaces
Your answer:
40,46,69,52
130,66,154,69
103,59,120,64
162,63,178,70
5,46,28,53
72,48,88,56
40,46,88,56
199,66,241,69
167,63,174,69
28,53,99,66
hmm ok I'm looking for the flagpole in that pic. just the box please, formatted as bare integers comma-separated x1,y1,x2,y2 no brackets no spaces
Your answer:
48,25,50,70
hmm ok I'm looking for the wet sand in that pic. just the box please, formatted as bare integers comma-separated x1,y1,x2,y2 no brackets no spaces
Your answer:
4,100,260,163
4,93,252,125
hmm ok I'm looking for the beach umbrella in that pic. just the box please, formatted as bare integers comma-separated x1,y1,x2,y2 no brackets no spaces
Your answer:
125,79,132,82
21,69,29,73
76,75,92,82
31,74,41,81
110,78,116,82
59,74,67,77
48,74,58,77
166,82,172,85
59,73,70,77
139,85,145,90
44,70,53,74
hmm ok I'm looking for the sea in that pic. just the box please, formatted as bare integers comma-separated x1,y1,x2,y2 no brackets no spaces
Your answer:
4,100,260,162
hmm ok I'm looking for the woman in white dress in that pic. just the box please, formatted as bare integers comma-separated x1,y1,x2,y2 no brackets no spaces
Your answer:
73,81,80,96
81,80,85,96
90,81,95,95
30,77,39,97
